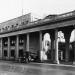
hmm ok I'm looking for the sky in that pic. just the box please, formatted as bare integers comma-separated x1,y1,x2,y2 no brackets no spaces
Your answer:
0,0,75,42
0,0,75,23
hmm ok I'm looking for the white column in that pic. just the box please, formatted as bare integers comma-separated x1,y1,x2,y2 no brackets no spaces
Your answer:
55,29,59,64
73,28,75,64
16,35,19,59
39,31,42,61
8,37,10,59
40,31,42,51
0,38,3,59
26,33,29,51
50,32,55,62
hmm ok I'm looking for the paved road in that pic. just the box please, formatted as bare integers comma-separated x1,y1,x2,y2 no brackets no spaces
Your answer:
0,71,23,75
0,67,75,75
0,61,75,75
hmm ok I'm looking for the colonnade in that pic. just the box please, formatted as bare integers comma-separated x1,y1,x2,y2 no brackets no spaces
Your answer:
0,26,74,64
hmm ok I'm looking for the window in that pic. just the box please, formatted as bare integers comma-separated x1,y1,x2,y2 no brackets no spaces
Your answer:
4,41,8,46
21,22,24,25
11,25,14,28
11,40,16,46
16,23,18,28
4,50,7,57
19,50,23,57
19,39,24,45
11,50,15,57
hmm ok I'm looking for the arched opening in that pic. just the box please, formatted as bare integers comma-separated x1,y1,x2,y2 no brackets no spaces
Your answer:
41,33,51,62
58,31,65,62
58,29,75,63
69,29,75,62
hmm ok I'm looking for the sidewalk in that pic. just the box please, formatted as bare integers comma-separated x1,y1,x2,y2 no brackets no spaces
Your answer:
0,60,75,73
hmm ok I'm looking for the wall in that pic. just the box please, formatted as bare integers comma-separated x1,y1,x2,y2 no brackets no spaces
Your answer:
29,32,40,53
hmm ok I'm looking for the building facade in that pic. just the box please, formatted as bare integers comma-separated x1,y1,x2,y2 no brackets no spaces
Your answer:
0,11,75,64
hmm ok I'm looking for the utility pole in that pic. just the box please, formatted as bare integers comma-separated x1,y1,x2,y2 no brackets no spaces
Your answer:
22,0,23,16
21,0,24,25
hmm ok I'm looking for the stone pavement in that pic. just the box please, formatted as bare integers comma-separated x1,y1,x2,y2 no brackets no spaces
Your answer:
0,60,75,73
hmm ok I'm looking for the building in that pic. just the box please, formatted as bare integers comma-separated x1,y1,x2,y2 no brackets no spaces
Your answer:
0,10,75,64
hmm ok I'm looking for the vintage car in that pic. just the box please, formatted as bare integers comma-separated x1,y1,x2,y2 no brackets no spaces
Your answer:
18,51,30,63
18,51,40,63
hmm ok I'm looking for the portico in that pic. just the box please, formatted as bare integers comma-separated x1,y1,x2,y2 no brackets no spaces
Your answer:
0,11,75,64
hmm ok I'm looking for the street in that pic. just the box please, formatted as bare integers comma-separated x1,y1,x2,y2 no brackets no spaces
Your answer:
0,61,75,75
0,67,75,75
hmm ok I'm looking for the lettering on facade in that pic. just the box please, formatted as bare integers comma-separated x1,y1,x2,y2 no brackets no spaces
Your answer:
0,13,31,32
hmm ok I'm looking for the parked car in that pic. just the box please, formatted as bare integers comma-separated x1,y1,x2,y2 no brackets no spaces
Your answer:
29,51,40,62
18,51,30,63
18,51,40,63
